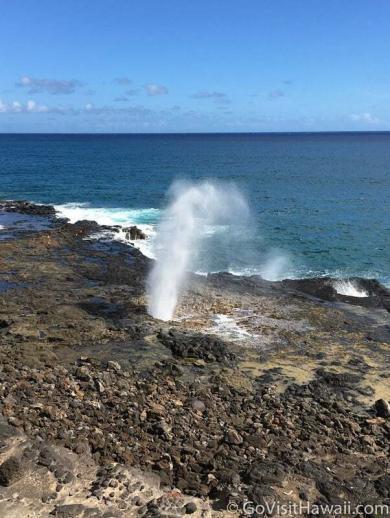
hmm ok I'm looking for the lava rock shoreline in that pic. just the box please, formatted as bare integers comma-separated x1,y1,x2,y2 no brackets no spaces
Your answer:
0,201,389,516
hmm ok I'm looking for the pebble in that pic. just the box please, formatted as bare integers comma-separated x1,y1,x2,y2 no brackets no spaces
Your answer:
190,399,206,412
184,501,197,514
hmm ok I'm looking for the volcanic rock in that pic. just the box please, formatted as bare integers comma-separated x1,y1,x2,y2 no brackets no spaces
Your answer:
0,456,24,486
374,399,390,418
124,226,146,240
157,330,236,364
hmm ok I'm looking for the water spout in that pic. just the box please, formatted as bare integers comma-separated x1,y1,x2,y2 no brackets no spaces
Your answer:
147,180,249,320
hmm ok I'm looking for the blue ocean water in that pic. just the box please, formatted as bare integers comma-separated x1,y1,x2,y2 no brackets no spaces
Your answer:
0,133,389,284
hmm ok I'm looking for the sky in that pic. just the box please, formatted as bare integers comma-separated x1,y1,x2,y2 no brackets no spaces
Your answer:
1,0,390,133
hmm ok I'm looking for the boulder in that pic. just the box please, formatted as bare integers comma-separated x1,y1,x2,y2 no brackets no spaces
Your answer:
374,399,390,418
0,456,24,486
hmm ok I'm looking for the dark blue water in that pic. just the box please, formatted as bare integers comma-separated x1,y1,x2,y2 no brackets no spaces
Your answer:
0,133,389,284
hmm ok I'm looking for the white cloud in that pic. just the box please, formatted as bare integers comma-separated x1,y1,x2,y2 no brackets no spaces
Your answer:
144,83,168,96
27,100,49,112
0,99,49,113
19,76,32,86
350,112,380,124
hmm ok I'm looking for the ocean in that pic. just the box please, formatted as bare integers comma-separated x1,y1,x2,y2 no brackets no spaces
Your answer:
0,132,389,285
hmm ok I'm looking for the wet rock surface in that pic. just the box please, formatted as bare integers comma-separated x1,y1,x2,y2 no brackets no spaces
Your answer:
282,276,390,312
124,226,147,241
0,202,389,516
0,200,56,217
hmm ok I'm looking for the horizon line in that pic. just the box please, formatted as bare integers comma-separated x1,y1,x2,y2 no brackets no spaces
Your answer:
1,130,390,136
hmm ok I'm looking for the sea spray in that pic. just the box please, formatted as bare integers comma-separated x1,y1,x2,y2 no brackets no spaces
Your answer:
147,181,250,321
260,251,291,281
333,279,368,297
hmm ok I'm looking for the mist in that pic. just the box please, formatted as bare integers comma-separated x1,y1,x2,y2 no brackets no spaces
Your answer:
147,180,250,321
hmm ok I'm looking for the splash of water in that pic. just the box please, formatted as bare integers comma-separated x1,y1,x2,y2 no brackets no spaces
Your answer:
147,181,249,321
260,251,291,281
333,279,368,297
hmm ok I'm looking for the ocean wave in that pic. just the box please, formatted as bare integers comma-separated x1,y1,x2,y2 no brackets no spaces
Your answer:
196,265,389,288
54,203,160,258
52,203,389,288
55,203,160,226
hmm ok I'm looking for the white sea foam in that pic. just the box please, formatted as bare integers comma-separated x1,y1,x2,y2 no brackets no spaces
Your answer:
211,314,251,340
54,203,159,258
0,225,4,231
51,203,387,292
333,279,368,297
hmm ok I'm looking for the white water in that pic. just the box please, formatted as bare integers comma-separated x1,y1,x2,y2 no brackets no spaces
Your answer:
211,314,251,340
54,203,159,258
334,279,368,297
147,181,250,321
51,202,383,306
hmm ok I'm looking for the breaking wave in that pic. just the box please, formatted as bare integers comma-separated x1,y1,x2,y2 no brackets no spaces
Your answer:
51,202,389,289
54,203,160,258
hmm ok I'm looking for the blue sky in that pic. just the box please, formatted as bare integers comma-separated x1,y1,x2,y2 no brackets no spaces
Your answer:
1,0,389,132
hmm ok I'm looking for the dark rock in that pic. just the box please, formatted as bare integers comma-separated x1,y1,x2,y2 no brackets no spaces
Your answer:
0,200,56,216
315,369,360,388
219,469,241,486
246,461,288,486
38,446,58,469
157,330,235,364
64,220,101,237
247,485,277,507
50,504,97,516
184,502,197,514
0,422,18,442
374,398,390,418
282,277,338,301
0,456,24,486
374,475,390,498
282,276,390,311
316,480,346,504
124,226,146,240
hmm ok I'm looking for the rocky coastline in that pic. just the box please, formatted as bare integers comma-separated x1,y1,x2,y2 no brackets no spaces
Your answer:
0,201,389,517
